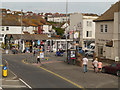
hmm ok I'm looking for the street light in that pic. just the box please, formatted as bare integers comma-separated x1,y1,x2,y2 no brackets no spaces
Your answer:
65,0,68,58
66,0,68,62
20,9,23,53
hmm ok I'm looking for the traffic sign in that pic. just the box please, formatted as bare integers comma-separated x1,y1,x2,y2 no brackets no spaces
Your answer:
37,40,40,45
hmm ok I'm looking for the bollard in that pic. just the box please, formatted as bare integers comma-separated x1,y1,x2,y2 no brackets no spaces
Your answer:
2,65,7,77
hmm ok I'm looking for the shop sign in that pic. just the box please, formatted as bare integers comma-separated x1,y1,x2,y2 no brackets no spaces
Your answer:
74,32,79,39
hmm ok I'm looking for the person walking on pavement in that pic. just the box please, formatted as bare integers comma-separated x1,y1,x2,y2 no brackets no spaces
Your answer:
37,54,41,64
82,55,88,73
98,60,102,72
33,49,35,56
93,58,98,73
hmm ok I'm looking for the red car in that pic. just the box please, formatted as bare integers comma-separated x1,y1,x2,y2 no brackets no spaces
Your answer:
102,63,120,77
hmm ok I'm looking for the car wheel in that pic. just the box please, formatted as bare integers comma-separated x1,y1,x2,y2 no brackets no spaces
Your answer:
116,71,120,77
102,68,106,73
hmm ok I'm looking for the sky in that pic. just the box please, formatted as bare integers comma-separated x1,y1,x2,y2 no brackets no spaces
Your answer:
0,0,118,14
1,0,119,2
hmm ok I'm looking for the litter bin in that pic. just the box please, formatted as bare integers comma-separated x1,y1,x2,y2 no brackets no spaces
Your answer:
3,65,7,77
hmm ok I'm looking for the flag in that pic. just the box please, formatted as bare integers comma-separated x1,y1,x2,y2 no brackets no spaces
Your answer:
70,31,73,35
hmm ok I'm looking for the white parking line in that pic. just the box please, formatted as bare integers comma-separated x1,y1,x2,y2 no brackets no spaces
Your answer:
9,69,17,79
19,78,32,89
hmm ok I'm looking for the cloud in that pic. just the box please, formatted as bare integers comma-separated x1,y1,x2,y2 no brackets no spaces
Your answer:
2,0,118,2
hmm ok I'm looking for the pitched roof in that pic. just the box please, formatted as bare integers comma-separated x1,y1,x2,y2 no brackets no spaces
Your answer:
82,13,98,16
94,1,120,22
6,34,48,40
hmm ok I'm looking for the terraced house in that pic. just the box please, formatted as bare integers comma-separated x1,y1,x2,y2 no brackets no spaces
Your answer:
94,1,120,61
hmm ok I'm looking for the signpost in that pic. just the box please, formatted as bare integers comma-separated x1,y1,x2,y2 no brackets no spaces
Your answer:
40,52,44,59
37,40,40,45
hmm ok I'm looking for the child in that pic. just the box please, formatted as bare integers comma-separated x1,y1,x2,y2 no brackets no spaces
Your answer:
98,61,102,72
93,58,98,73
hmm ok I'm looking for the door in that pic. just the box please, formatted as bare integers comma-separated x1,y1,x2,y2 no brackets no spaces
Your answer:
98,46,103,57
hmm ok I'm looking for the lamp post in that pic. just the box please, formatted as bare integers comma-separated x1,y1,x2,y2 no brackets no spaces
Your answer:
20,9,23,53
65,0,68,60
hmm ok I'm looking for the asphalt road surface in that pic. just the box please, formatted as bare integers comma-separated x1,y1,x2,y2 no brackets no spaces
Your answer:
2,54,78,88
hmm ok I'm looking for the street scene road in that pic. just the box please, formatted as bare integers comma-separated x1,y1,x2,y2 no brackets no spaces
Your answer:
1,1,120,89
2,53,79,89
2,53,118,89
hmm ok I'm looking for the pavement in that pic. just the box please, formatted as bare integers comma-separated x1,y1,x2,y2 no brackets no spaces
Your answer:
2,53,79,88
2,69,28,89
22,52,111,71
2,52,119,88
22,52,118,88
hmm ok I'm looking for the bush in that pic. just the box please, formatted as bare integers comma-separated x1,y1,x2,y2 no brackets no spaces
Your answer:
1,42,5,49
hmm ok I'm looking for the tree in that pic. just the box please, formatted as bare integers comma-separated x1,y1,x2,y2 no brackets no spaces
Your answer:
53,26,64,36
1,42,5,49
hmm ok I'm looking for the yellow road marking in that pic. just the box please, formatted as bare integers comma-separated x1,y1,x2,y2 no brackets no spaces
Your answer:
39,66,84,89
22,59,29,64
22,59,86,89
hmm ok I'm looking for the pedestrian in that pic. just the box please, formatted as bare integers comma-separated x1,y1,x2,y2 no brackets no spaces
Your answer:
92,59,95,69
82,55,88,73
93,58,98,73
33,49,35,56
37,54,41,64
98,60,102,72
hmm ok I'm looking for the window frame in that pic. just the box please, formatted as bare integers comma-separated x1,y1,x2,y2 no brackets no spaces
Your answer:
0,38,3,41
6,27,9,31
2,27,4,31
105,25,108,32
101,25,103,32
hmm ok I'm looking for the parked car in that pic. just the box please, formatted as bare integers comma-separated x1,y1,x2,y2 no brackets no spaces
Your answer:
85,51,94,57
102,63,120,77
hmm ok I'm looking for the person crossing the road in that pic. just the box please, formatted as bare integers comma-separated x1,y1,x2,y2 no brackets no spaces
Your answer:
37,54,41,64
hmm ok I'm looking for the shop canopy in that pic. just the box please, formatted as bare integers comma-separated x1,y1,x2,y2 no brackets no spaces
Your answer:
5,34,48,41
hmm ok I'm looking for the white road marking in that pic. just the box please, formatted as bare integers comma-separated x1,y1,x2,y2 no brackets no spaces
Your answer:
5,80,19,82
2,85,26,88
9,69,17,79
19,78,32,89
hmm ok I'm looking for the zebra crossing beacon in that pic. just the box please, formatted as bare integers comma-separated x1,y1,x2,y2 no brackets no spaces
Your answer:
2,59,8,77
3,64,7,77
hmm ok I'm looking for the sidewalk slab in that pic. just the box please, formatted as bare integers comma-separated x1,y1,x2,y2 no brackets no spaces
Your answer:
2,70,27,89
41,61,118,88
